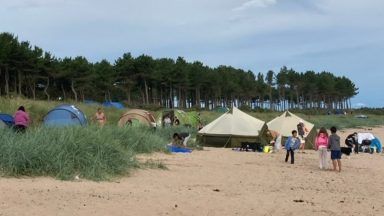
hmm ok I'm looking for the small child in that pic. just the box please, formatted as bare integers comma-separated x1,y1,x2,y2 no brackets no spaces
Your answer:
284,130,301,164
329,126,342,172
315,127,329,170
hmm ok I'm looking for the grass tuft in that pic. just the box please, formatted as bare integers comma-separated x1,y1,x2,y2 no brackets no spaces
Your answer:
0,125,170,181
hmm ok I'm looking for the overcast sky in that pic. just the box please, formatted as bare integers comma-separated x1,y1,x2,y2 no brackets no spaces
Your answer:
1,0,383,107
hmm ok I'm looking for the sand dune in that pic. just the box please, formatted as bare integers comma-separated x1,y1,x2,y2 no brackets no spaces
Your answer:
0,127,383,216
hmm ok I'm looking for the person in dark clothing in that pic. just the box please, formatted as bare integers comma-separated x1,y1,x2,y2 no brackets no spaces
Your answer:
172,133,183,147
174,116,180,126
345,132,358,154
172,132,190,147
329,126,342,172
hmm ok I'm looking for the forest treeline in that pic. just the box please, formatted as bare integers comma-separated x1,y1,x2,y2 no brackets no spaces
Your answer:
0,32,358,111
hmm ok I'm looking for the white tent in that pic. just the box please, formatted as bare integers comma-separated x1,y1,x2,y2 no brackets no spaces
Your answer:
198,107,267,147
267,111,316,149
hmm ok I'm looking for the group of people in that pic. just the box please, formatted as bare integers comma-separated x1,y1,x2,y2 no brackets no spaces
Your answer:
284,126,342,172
314,127,342,172
163,116,180,127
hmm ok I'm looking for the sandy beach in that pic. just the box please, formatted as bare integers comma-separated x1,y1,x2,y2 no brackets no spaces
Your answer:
1,127,383,216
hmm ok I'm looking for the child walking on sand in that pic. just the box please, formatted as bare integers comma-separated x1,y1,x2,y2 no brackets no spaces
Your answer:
284,130,301,164
315,127,329,170
329,126,342,172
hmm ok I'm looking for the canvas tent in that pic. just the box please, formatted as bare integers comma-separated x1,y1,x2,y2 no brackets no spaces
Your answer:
43,104,87,126
267,111,316,149
0,113,14,127
118,109,156,127
197,107,267,148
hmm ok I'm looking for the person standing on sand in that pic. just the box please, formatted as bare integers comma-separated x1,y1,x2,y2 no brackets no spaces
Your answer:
315,127,329,170
297,120,309,152
329,126,342,172
284,130,301,164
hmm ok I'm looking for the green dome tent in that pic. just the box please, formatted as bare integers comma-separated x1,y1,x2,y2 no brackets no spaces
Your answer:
159,109,199,127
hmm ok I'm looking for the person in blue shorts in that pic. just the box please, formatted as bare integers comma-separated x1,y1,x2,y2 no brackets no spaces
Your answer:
329,126,341,172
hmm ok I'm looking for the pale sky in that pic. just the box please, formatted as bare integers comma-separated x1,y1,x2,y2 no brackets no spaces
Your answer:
1,0,383,107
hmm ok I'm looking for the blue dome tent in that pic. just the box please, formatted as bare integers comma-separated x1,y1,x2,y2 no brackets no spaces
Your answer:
0,113,14,127
43,104,87,126
102,101,125,109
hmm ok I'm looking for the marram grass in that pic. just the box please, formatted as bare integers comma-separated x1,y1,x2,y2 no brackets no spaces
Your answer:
0,125,170,181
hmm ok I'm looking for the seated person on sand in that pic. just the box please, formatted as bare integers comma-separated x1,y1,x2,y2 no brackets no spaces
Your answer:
171,133,183,147
170,132,191,147
345,132,358,153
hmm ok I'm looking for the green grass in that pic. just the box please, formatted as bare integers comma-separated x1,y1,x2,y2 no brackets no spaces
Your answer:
0,125,170,181
140,159,168,170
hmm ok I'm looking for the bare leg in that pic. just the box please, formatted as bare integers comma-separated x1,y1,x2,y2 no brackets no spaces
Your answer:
332,160,337,171
300,142,305,153
337,160,341,172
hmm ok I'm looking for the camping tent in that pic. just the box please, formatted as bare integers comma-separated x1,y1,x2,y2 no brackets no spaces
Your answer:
118,109,156,127
197,107,267,148
267,111,316,149
102,101,125,109
159,109,199,127
0,113,14,127
43,104,87,126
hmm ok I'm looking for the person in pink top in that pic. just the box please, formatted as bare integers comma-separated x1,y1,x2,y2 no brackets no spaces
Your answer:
315,127,329,170
13,106,30,133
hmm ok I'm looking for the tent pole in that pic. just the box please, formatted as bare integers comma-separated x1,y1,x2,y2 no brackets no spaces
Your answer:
223,135,232,148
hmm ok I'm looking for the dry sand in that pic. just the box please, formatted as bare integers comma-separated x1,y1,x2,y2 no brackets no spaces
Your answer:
1,127,384,216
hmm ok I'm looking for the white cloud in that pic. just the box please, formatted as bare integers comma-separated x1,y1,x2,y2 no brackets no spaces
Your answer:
354,103,366,108
232,0,277,11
